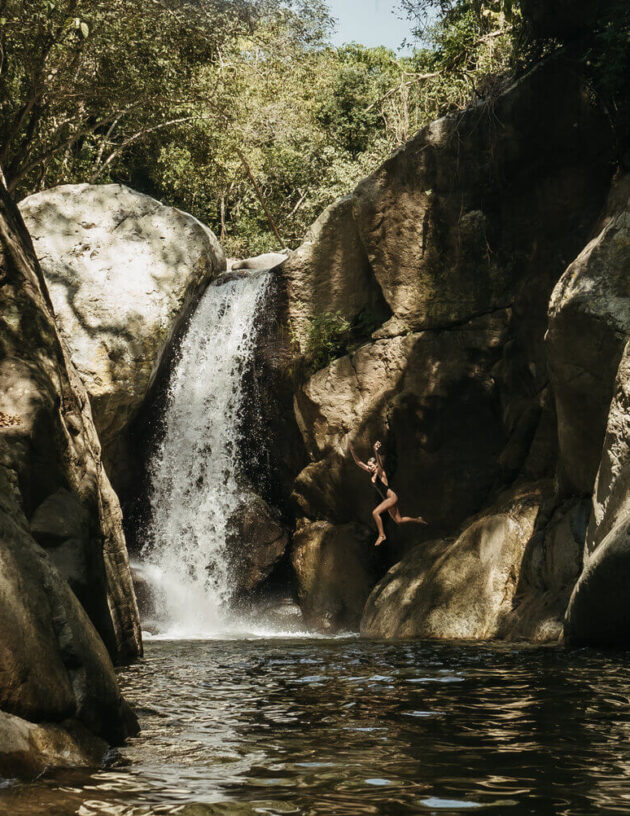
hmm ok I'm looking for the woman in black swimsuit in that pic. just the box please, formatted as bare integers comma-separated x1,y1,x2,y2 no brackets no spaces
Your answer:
349,440,427,547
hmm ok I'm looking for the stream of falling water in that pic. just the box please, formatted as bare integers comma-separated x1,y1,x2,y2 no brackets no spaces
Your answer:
139,271,285,638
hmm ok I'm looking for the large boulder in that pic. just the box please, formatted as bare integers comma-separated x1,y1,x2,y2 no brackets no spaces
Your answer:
288,58,612,342
287,57,613,573
293,312,510,545
292,520,378,633
227,492,288,596
0,178,138,773
547,177,630,495
361,484,548,639
19,183,225,488
565,341,630,646
498,497,588,641
284,196,391,350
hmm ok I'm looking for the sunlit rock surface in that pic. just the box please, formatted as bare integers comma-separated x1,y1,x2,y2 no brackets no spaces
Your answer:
361,484,549,639
284,196,391,349
292,520,378,633
0,179,138,774
19,183,225,488
285,56,616,636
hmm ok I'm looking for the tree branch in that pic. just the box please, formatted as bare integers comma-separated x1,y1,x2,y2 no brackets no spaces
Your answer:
235,146,285,247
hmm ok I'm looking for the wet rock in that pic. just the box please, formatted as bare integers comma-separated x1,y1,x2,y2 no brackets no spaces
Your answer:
19,183,225,490
228,492,289,596
0,712,108,778
361,484,548,639
238,273,309,515
131,565,158,622
292,520,378,633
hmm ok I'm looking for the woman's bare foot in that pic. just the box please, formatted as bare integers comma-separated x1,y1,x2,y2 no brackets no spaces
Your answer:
416,517,428,525
374,534,386,547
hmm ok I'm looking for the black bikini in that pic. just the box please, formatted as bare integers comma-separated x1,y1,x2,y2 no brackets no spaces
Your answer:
372,474,392,500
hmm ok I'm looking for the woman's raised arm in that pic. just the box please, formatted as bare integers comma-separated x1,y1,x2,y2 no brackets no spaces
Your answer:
349,441,371,473
373,441,386,473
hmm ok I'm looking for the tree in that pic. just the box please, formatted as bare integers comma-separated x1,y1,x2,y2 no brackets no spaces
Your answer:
0,0,275,193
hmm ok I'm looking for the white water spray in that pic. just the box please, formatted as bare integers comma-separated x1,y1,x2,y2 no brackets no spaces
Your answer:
140,272,271,637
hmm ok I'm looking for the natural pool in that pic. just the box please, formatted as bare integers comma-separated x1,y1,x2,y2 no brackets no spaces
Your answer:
3,638,630,815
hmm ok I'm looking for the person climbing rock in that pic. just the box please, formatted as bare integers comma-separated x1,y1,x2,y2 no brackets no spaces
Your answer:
349,440,428,547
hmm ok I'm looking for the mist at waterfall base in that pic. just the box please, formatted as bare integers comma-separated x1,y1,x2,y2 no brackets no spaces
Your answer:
137,271,307,640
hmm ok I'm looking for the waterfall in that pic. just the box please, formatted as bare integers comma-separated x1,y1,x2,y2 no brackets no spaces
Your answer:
140,271,271,638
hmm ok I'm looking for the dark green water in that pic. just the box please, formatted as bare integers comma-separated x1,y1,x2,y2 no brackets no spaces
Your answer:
3,638,630,815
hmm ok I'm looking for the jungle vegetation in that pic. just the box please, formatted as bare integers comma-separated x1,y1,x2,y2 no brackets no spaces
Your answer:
4,0,627,254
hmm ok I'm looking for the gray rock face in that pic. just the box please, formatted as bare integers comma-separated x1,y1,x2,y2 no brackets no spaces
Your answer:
499,497,588,642
0,180,138,773
547,177,630,495
284,56,615,638
292,521,377,633
284,196,391,350
565,341,630,646
19,183,225,486
361,484,547,639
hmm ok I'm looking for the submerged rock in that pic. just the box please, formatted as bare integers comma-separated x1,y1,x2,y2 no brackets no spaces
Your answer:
292,520,378,633
19,183,225,490
0,178,138,774
361,484,548,640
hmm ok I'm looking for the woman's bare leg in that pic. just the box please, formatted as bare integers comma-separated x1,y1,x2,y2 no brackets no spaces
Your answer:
388,507,428,525
372,495,398,546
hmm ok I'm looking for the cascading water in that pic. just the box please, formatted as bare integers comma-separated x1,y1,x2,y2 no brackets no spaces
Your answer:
139,271,271,638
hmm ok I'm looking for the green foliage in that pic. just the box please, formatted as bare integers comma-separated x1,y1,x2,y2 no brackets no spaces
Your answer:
584,2,630,102
303,306,386,376
0,0,269,193
304,311,352,376
8,0,522,255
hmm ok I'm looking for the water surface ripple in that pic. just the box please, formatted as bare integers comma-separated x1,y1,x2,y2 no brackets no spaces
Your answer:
4,639,630,815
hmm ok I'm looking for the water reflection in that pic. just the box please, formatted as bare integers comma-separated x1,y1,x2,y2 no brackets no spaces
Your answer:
2,640,630,815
